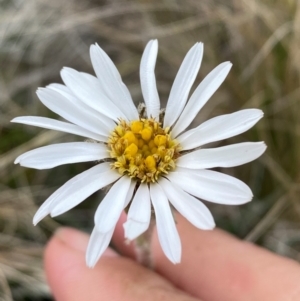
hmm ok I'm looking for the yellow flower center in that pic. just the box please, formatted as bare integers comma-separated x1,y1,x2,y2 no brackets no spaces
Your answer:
108,118,180,183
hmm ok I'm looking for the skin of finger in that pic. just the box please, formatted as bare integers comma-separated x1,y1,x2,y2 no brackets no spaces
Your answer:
44,228,200,301
112,213,300,301
113,211,136,257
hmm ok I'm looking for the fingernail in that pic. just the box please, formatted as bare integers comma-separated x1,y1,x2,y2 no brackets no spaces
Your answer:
55,227,89,252
54,227,119,258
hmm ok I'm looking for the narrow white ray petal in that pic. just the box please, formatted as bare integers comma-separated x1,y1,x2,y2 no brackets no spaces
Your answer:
49,163,120,217
33,164,115,224
95,177,131,233
86,227,115,268
159,178,215,230
15,142,108,169
150,183,181,264
164,43,203,128
177,142,266,169
124,180,137,208
11,116,106,141
123,184,151,240
33,197,54,225
178,109,264,150
34,165,105,223
167,169,253,205
39,88,110,137
33,164,112,224
140,40,160,119
47,83,71,95
78,73,119,128
90,44,139,120
48,80,118,130
61,67,126,122
172,62,232,137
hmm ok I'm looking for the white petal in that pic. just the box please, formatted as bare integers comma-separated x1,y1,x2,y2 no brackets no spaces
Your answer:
177,142,267,169
61,67,126,122
47,83,71,95
94,177,131,233
11,116,106,141
15,142,108,169
33,197,54,225
172,62,232,137
80,72,126,130
167,169,253,205
86,227,115,268
124,180,137,208
178,109,264,150
33,164,110,225
80,70,122,125
164,43,203,128
33,161,114,224
159,178,215,230
49,163,120,217
47,80,110,128
33,164,114,224
150,183,181,264
90,44,139,121
49,80,118,130
123,184,151,240
140,40,160,119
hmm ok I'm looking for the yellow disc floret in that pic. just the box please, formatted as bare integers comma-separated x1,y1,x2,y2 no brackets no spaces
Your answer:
108,118,180,183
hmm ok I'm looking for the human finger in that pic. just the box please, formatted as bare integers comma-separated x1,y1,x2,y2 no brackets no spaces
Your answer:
44,227,200,301
113,212,300,301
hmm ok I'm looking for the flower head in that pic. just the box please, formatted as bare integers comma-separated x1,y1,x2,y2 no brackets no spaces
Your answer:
12,40,266,267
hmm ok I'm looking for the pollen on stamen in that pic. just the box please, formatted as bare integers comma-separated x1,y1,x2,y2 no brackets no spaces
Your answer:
108,118,181,183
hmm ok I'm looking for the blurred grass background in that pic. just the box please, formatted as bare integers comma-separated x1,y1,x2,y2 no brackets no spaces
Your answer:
1,0,300,299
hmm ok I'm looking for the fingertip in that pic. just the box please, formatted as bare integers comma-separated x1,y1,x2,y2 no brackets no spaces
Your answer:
53,227,89,252
45,226,197,301
44,227,119,301
44,231,80,301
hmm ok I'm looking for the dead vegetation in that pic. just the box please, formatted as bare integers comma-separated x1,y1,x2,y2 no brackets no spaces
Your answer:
1,0,300,299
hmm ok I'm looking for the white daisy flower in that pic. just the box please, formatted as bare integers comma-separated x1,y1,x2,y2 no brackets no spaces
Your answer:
12,40,266,267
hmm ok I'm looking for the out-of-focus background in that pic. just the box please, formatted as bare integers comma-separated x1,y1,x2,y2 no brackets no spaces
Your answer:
0,0,300,299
